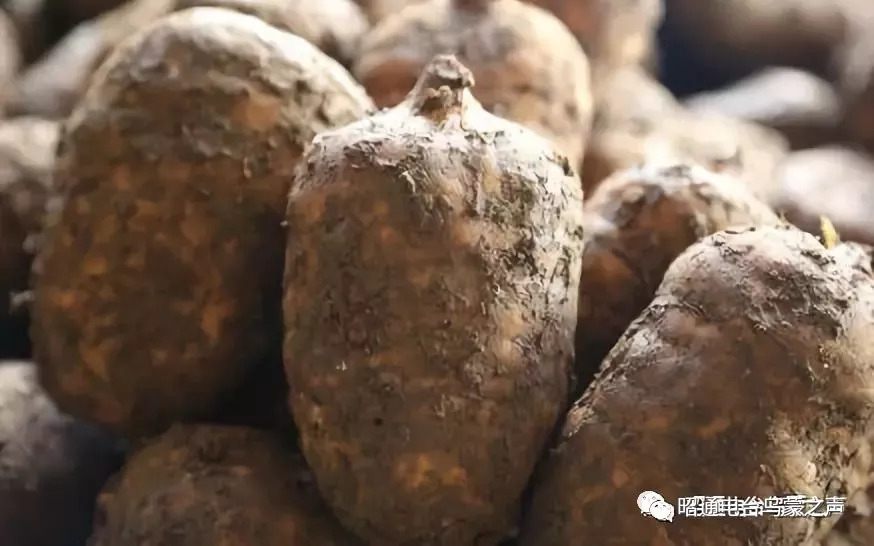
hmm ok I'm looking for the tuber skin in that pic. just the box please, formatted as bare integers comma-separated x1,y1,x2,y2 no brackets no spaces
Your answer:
31,7,374,437
353,0,592,167
0,360,125,546
0,117,59,358
89,424,361,546
575,163,782,387
284,54,584,546
520,225,874,545
772,146,874,246
172,0,370,67
683,67,843,150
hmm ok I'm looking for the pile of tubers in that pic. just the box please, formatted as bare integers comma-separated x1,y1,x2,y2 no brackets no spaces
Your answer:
2,0,874,544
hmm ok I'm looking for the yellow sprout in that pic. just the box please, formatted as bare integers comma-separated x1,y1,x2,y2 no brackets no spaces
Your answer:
820,216,840,249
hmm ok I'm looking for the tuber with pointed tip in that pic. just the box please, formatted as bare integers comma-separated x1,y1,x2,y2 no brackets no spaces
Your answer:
575,163,782,387
89,424,361,546
283,54,584,546
520,225,874,545
0,360,125,546
31,7,374,437
353,0,592,167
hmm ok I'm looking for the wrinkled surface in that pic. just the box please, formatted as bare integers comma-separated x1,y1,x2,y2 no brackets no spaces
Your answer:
0,117,59,357
354,0,592,167
773,147,874,246
683,67,842,150
582,67,789,201
0,360,124,546
520,225,874,545
174,0,369,66
32,7,374,437
575,164,781,386
90,424,360,546
284,54,584,545
3,0,176,119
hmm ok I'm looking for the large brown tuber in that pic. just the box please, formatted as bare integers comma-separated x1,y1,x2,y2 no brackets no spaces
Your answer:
283,54,584,545
0,117,59,358
173,0,370,67
353,0,592,167
90,424,360,546
520,225,874,545
31,7,374,437
575,164,782,386
0,360,125,546
773,147,874,246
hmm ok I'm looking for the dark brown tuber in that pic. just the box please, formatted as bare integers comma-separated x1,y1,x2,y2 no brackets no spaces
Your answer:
31,7,374,437
284,54,584,545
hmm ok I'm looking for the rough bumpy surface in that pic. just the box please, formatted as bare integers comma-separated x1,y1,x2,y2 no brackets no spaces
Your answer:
0,118,59,358
773,147,874,246
0,360,125,546
520,225,874,545
90,424,360,546
354,0,592,167
575,164,781,386
284,55,584,545
582,67,788,202
32,7,374,437
173,0,369,67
